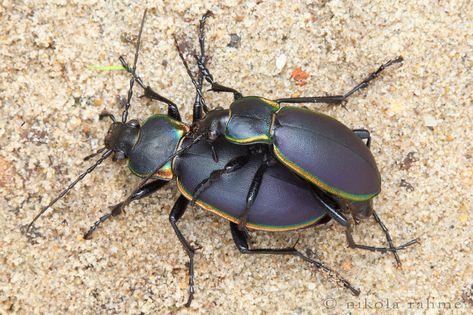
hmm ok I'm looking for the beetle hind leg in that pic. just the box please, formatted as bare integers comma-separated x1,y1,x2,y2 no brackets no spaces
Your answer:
345,222,418,256
229,223,361,296
372,210,402,267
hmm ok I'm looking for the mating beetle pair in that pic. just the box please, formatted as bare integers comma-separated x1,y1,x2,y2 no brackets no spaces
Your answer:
27,10,417,307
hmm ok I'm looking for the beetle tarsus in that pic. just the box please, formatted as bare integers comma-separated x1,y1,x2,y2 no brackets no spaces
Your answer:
345,226,418,253
83,212,112,240
275,57,403,106
229,222,360,296
342,56,404,99
372,210,402,267
169,195,196,307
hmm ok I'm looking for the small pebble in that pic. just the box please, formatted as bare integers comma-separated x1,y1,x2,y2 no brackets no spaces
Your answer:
423,114,439,128
275,54,287,73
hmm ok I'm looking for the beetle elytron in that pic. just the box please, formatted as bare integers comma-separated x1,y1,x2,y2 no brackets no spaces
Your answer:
26,10,417,307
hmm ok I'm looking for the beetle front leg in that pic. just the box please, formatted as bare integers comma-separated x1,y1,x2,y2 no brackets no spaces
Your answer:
193,16,243,102
169,195,195,307
275,57,403,106
196,59,243,100
83,179,168,239
229,222,361,296
119,57,182,122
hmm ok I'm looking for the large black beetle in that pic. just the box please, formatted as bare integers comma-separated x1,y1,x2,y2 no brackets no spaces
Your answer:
178,12,418,268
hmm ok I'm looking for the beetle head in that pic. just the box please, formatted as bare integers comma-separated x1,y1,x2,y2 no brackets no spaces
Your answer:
190,108,229,141
104,119,140,161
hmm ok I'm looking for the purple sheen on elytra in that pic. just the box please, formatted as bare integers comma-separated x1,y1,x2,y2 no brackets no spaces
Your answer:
174,137,327,230
273,107,381,200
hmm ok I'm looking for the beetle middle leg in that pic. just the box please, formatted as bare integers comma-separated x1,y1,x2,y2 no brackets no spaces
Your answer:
83,179,168,239
169,195,195,307
237,154,271,231
275,57,403,106
229,222,361,296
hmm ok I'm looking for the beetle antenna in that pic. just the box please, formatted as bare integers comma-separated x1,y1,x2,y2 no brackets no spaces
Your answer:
121,8,147,123
173,35,208,111
26,149,113,233
83,147,107,161
118,134,204,213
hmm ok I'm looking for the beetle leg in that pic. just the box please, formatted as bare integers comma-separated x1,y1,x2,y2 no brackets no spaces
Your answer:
238,161,269,231
98,110,117,123
119,56,182,122
352,129,371,148
169,195,195,307
117,9,147,123
83,179,168,239
372,210,402,268
310,185,350,227
196,58,243,100
191,11,243,100
345,222,418,253
229,222,361,296
275,57,403,106
190,154,251,205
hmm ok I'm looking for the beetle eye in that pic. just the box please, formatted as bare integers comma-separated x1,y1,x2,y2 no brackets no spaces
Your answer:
128,119,140,129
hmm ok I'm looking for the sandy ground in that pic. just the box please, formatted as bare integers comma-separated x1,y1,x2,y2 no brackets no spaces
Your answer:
1,1,472,314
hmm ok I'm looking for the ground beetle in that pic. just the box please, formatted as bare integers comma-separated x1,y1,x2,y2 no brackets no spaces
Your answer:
173,13,418,268
27,10,417,307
